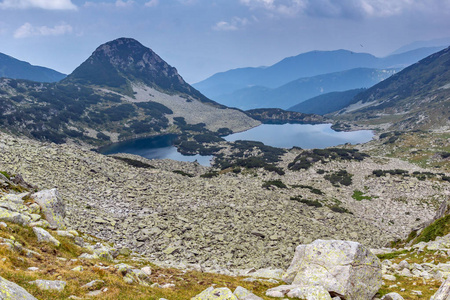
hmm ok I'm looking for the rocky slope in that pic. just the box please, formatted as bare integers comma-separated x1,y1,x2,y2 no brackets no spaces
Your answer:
333,46,450,131
0,131,447,271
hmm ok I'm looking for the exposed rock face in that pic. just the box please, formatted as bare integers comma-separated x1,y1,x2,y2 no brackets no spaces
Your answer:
0,275,38,300
282,239,382,300
191,286,239,300
32,189,66,229
430,277,450,300
33,227,61,247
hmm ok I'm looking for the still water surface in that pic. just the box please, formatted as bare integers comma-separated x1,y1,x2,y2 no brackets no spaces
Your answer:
99,124,373,166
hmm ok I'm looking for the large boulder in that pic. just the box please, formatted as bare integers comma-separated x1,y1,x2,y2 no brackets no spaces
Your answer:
0,275,38,299
431,277,450,300
32,188,66,229
33,227,60,247
282,239,382,300
191,287,238,300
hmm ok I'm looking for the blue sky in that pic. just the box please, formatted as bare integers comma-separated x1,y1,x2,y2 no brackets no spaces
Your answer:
1,0,450,83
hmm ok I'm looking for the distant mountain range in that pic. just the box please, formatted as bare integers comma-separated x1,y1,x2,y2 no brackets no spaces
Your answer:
0,52,66,82
214,67,398,110
334,46,450,130
289,88,365,115
193,46,445,101
0,38,258,145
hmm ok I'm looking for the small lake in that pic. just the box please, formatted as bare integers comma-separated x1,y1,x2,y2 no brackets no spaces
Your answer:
99,124,373,166
225,123,373,149
99,134,213,166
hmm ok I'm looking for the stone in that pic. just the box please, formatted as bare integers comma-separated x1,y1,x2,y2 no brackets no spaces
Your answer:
382,275,396,281
141,266,152,276
0,275,38,300
431,278,450,300
29,279,66,291
0,221,7,228
86,289,104,296
381,293,404,300
282,239,382,300
191,286,238,300
32,227,60,247
32,188,66,229
249,268,283,280
56,230,75,238
0,208,30,226
287,286,332,300
27,267,39,272
233,286,263,300
82,280,105,291
71,266,83,272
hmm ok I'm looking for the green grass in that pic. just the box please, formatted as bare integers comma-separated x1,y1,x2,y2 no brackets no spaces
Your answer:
352,190,372,201
0,170,11,179
413,215,450,244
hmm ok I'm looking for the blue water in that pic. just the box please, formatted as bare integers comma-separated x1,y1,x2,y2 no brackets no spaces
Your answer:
99,134,213,166
225,123,373,149
99,124,373,166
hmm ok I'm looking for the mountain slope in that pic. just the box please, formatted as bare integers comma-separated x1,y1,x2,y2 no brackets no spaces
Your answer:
0,38,258,145
289,88,365,115
216,68,397,110
335,46,450,130
193,47,443,99
0,52,66,82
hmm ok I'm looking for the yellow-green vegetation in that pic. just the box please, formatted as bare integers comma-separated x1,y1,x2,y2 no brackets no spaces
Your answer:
352,190,372,201
376,248,447,299
413,215,450,244
0,221,278,299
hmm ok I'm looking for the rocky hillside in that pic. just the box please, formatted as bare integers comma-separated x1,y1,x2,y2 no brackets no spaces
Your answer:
1,131,450,299
333,46,450,130
0,52,66,82
0,38,259,146
0,130,448,272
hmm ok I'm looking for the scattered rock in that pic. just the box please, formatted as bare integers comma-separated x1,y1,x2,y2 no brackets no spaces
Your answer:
381,292,404,300
29,279,66,291
233,286,263,300
0,275,38,300
32,226,60,247
191,286,238,300
431,277,450,300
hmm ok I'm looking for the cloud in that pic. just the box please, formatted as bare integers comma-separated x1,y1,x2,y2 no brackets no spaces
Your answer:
239,0,443,19
0,0,77,10
115,0,134,7
213,17,250,31
14,22,73,38
145,0,158,7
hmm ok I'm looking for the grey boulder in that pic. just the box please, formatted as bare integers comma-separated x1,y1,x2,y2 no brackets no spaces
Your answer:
32,188,66,229
282,239,382,300
431,277,450,300
0,275,38,300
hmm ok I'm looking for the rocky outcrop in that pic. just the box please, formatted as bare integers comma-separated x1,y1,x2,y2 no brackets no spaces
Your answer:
280,239,382,300
33,227,61,247
0,275,37,300
32,188,66,229
431,278,450,300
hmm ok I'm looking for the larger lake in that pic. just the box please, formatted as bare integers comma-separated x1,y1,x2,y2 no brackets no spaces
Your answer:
225,123,373,149
99,124,373,166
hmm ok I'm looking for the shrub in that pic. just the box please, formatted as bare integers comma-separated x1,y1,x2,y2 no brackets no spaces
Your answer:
329,205,352,214
262,180,287,189
173,170,194,177
200,171,219,178
325,170,352,186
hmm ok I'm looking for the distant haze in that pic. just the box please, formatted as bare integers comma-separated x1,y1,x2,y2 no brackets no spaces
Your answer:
0,0,449,83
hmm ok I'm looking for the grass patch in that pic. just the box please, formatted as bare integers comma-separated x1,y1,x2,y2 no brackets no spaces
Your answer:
352,190,372,201
413,215,450,244
0,170,11,179
376,249,409,260
200,171,219,178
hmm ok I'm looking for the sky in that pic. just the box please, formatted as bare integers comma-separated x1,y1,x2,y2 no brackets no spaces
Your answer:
1,0,450,84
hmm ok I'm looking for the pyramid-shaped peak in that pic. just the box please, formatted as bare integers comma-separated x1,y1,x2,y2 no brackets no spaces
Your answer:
65,37,210,101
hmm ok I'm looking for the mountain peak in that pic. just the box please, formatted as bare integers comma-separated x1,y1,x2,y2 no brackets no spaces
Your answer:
64,37,206,100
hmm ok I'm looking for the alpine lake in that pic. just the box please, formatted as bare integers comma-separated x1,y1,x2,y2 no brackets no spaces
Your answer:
99,123,374,166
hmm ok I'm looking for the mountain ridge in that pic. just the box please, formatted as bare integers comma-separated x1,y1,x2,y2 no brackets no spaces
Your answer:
0,52,66,82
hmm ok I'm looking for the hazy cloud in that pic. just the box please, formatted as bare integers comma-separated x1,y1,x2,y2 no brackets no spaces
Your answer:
145,0,158,7
0,0,77,10
14,22,73,38
240,0,445,19
213,17,249,31
115,0,134,7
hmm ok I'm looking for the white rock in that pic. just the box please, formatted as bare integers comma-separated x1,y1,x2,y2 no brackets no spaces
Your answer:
381,292,404,300
431,277,450,300
0,275,38,300
282,239,382,300
32,227,60,247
